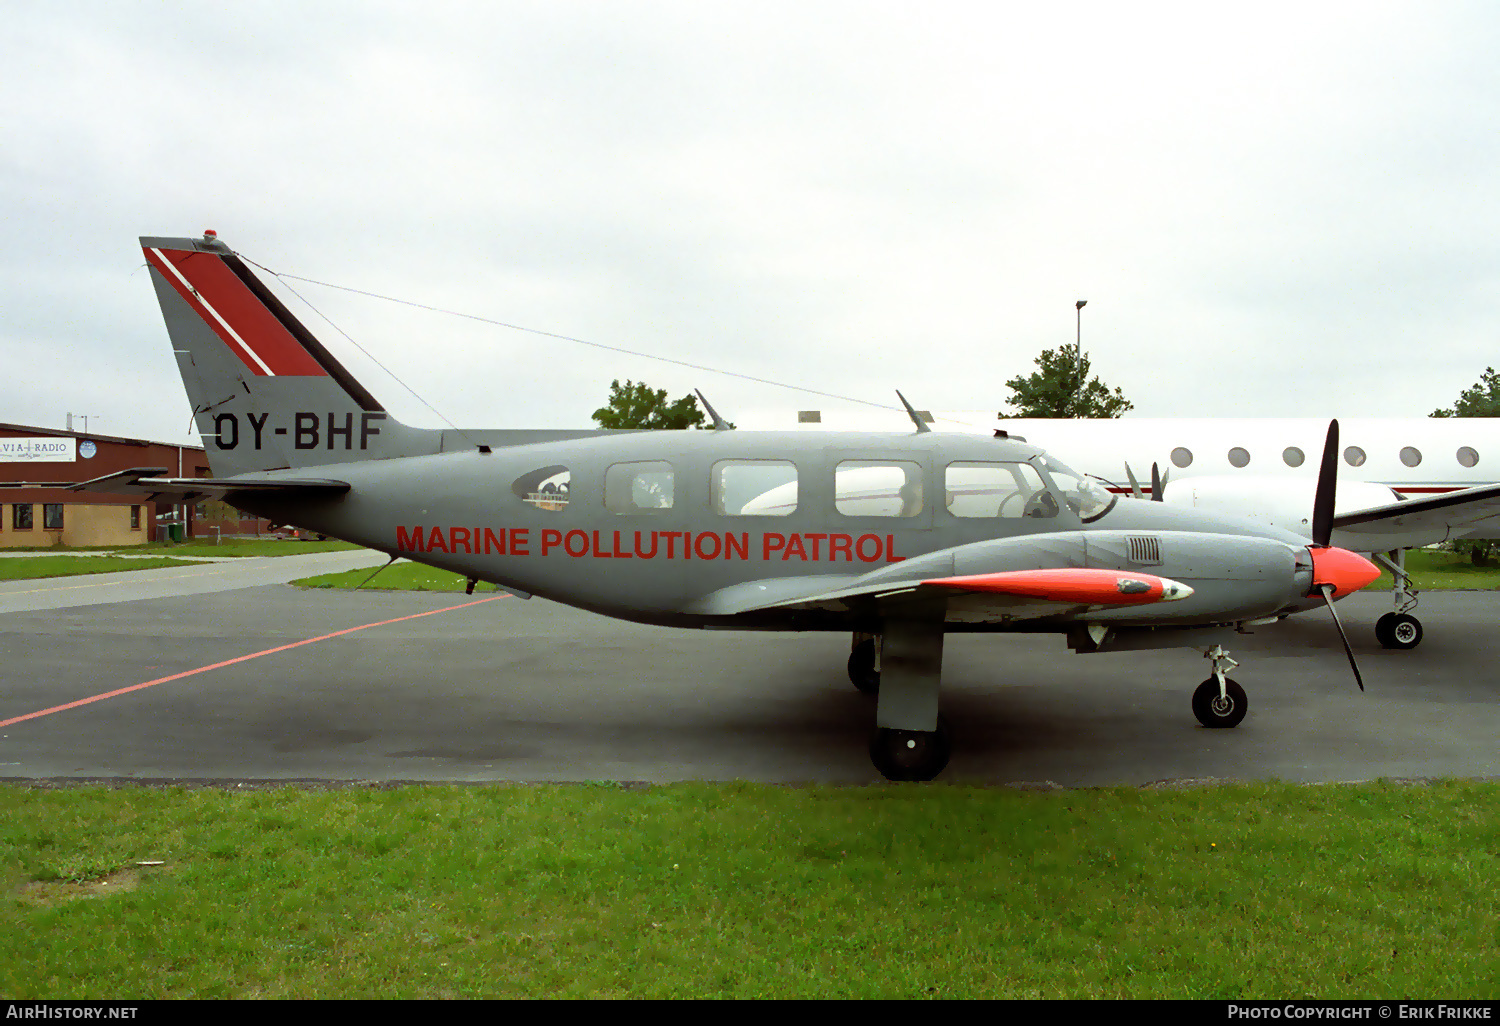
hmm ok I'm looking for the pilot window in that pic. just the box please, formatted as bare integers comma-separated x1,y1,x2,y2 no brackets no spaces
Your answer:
714,460,797,516
512,465,571,512
944,462,1053,518
835,461,923,517
604,461,674,514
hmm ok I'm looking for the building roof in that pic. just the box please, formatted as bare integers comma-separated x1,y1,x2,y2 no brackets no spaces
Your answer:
0,422,204,452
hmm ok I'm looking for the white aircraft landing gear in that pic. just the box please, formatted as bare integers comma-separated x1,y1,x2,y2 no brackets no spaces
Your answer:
848,632,881,694
1372,550,1423,650
868,610,950,781
1192,645,1247,728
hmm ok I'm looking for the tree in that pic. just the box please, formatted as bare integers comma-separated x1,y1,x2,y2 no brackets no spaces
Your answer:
1431,368,1500,563
1003,343,1133,418
1431,367,1500,418
591,379,708,429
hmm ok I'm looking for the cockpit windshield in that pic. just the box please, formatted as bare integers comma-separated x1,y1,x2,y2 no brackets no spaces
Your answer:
1037,456,1117,523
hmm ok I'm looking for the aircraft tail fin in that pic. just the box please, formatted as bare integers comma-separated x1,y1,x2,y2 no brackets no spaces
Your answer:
140,233,438,476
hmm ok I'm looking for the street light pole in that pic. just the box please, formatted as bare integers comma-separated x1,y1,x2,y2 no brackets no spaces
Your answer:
1074,300,1087,417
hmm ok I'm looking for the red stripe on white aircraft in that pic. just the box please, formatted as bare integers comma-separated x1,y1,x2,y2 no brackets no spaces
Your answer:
143,247,328,377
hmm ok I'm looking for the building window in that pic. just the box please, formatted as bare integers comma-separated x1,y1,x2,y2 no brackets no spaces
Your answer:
13,504,33,530
43,504,64,530
131,505,141,529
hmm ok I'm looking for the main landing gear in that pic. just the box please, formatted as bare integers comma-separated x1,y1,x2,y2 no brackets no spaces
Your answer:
1372,550,1423,650
850,613,950,781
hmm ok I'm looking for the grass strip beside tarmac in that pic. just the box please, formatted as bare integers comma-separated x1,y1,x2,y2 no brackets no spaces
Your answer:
0,556,202,581
293,560,504,592
1,780,1495,999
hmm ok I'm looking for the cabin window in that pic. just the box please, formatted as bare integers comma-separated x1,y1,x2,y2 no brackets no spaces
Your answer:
13,504,33,530
1344,446,1366,467
1171,447,1193,468
1458,446,1479,468
513,465,571,512
944,462,1051,519
836,461,924,517
604,461,674,514
714,460,797,516
1400,446,1422,468
1283,447,1305,467
1228,447,1250,468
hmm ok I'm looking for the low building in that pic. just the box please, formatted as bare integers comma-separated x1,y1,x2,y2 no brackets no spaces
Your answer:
0,423,275,548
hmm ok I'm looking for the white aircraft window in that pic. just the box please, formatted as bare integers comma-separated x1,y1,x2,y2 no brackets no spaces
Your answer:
604,461,674,514
1283,447,1305,467
716,460,797,516
836,461,924,517
1228,447,1250,468
1344,446,1366,467
1400,446,1422,468
1171,447,1193,468
1458,446,1479,468
944,462,1050,519
512,465,570,512
1038,457,1116,522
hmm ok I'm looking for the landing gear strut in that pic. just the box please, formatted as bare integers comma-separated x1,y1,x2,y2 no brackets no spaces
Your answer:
1372,550,1422,650
1193,645,1247,728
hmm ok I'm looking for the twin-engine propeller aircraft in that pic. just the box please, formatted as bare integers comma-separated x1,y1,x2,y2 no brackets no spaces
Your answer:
92,232,1391,781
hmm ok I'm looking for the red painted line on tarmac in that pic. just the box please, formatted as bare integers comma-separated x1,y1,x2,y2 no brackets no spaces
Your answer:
0,595,507,729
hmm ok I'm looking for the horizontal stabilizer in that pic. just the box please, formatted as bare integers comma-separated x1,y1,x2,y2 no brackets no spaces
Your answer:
69,468,349,503
922,568,1193,605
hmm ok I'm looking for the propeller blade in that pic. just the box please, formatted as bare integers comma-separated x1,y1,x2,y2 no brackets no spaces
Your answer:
1124,463,1143,498
1150,462,1163,502
1318,583,1365,692
1312,419,1339,547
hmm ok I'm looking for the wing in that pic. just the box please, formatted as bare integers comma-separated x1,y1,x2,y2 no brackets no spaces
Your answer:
687,566,1192,621
1332,482,1500,548
67,467,350,503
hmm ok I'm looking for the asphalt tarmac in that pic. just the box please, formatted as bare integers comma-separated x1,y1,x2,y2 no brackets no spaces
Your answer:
1,557,1495,785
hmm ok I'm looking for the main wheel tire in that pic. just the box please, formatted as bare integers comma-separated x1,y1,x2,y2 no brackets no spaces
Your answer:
1377,612,1422,650
847,639,880,694
869,722,951,782
1192,677,1248,729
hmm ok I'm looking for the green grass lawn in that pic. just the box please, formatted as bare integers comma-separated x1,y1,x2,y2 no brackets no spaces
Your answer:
1372,547,1500,591
1,780,1494,998
293,560,502,592
0,556,202,581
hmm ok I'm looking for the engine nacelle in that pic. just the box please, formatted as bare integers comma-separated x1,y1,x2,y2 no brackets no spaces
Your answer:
1158,475,1400,541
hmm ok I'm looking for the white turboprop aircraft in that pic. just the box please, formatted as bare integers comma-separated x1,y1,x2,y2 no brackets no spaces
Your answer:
744,411,1500,650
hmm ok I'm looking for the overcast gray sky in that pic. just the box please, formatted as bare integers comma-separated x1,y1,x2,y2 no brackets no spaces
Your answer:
5,1,1499,444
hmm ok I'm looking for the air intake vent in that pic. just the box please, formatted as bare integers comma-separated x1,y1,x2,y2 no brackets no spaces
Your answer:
1127,536,1161,564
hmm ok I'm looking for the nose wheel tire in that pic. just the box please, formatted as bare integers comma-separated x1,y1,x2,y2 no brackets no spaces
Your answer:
870,722,951,781
848,638,880,694
1192,677,1247,729
1375,612,1422,650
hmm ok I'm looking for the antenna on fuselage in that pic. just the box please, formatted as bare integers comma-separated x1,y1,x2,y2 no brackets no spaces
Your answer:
895,390,931,434
694,389,733,431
